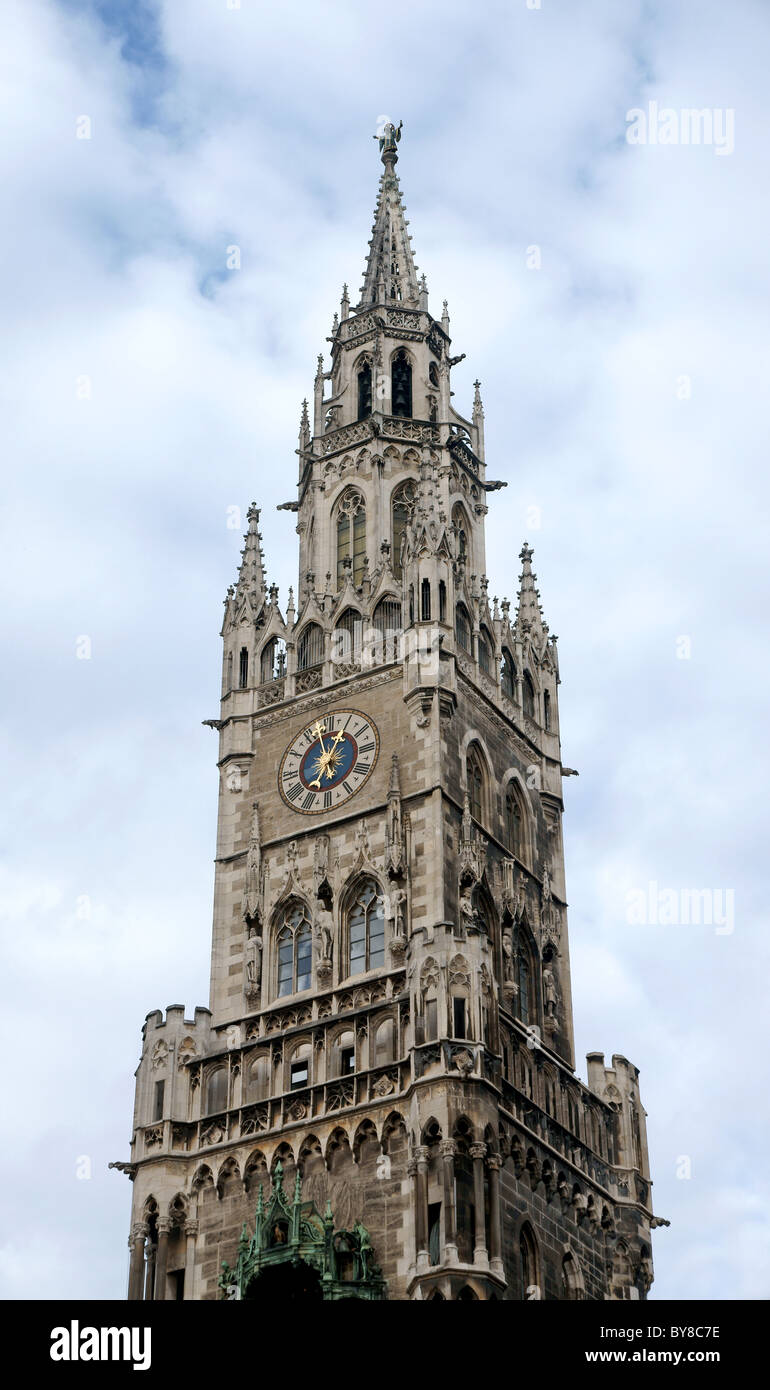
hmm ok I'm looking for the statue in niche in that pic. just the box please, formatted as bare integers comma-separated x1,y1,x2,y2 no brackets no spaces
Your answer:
316,904,334,963
543,965,559,1019
459,885,477,933
245,926,262,993
390,886,407,936
502,926,515,984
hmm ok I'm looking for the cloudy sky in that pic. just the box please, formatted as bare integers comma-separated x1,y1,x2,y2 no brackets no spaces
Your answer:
2,0,768,1301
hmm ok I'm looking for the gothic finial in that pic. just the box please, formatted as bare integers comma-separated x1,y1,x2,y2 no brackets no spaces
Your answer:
441,299,450,332
374,118,403,167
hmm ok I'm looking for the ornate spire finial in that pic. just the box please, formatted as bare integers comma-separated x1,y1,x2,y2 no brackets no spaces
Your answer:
374,118,403,167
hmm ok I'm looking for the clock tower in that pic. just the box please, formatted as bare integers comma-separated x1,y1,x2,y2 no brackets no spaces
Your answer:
117,125,663,1302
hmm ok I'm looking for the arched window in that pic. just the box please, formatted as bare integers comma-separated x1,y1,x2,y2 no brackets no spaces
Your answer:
239,647,249,688
391,349,412,417
296,623,324,672
347,879,385,976
276,903,313,997
466,744,486,823
205,1067,228,1115
455,603,471,653
519,1224,539,1300
260,637,286,684
421,578,431,621
333,1030,355,1077
515,942,536,1027
452,504,470,568
522,671,536,719
391,480,416,581
478,626,493,675
357,360,372,420
374,1017,395,1066
337,490,366,587
333,607,362,663
562,1252,584,1300
501,649,516,699
543,689,551,730
373,596,402,664
505,783,525,859
457,1286,478,1301
246,1054,270,1102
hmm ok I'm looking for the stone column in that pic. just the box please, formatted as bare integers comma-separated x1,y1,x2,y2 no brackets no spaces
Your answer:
415,1145,430,1271
127,1225,146,1302
154,1221,170,1301
470,1142,489,1268
441,1140,458,1265
487,1155,504,1278
184,1220,199,1301
143,1239,157,1301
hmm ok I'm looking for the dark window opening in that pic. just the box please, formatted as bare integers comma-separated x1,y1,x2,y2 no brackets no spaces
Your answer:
425,998,438,1042
357,362,372,420
391,350,412,417
169,1270,185,1301
453,997,467,1039
153,1080,164,1122
239,647,249,688
544,689,551,729
340,1046,355,1074
439,580,447,622
421,578,431,621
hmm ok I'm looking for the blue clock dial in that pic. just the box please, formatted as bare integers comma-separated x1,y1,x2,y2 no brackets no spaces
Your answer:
278,709,379,815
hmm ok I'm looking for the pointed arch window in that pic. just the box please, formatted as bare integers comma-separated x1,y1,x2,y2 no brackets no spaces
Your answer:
246,1054,271,1102
478,626,493,675
277,903,313,997
452,504,470,569
357,360,372,420
297,623,323,672
373,596,402,664
455,603,471,653
519,1223,539,1300
260,637,286,684
239,647,249,689
391,480,416,580
501,649,516,700
522,671,536,719
515,942,536,1027
347,879,385,976
337,490,366,587
334,607,362,663
374,1017,395,1066
466,744,486,824
391,349,412,417
205,1067,228,1115
505,783,525,859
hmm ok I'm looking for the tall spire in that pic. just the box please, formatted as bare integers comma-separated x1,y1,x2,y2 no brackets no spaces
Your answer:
514,542,548,644
233,503,267,612
358,121,420,311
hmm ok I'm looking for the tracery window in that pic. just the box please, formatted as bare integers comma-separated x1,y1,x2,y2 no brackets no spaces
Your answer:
347,879,385,976
260,637,286,684
372,596,402,664
522,671,536,719
276,903,313,997
296,623,323,672
505,783,525,859
519,1224,539,1299
466,743,486,823
334,607,363,663
501,649,516,699
391,479,416,580
455,603,471,653
336,490,367,587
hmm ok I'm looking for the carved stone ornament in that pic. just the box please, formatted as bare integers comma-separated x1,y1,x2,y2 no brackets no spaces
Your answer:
459,794,487,886
151,1041,168,1071
451,1048,475,1077
177,1036,197,1068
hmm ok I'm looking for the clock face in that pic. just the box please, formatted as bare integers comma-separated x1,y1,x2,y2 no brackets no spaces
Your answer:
278,708,380,815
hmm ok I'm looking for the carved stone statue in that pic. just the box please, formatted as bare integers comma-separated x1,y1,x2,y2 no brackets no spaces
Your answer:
459,886,477,933
391,886,407,936
245,927,262,993
375,119,402,158
502,926,515,983
543,966,559,1018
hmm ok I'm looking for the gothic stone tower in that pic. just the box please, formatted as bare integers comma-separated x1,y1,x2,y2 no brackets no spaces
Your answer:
118,124,661,1303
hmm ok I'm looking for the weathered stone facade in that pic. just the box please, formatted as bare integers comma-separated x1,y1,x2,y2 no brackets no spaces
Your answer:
117,125,662,1302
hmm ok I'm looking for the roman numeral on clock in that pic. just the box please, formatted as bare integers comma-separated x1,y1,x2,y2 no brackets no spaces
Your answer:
324,791,332,809
286,783,303,802
357,742,375,754
353,762,371,777
302,792,316,810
